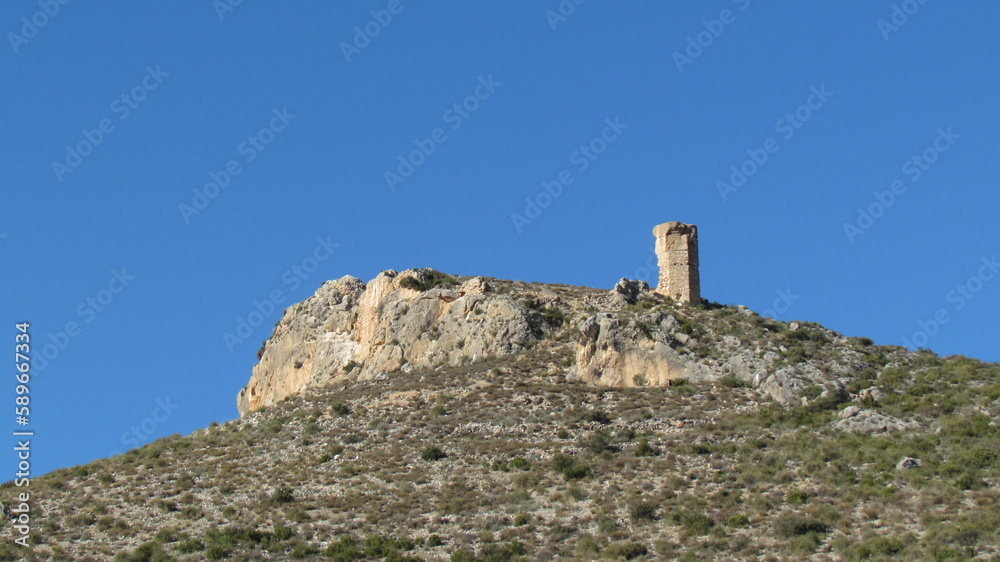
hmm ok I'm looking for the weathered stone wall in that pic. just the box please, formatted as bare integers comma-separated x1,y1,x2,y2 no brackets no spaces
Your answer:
652,221,700,304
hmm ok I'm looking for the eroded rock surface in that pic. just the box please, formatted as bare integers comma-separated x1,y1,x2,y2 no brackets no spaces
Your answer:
834,406,920,434
237,269,536,415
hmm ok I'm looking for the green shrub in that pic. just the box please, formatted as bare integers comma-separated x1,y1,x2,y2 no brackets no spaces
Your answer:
153,499,177,513
728,514,750,527
270,485,295,504
364,534,416,557
289,543,319,559
851,535,906,558
786,490,809,504
325,536,363,560
671,510,715,535
324,535,417,561
691,444,711,455
273,525,294,541
562,463,591,480
205,544,229,560
450,549,477,562
774,513,829,539
580,410,612,424
114,541,175,562
400,271,459,292
784,347,806,364
581,429,614,454
604,541,648,560
955,471,985,491
479,540,527,561
786,532,824,556
577,534,601,555
552,453,590,480
634,438,659,457
541,307,566,327
153,529,177,543
176,539,204,553
421,446,446,461
720,376,748,388
509,457,530,470
629,500,658,521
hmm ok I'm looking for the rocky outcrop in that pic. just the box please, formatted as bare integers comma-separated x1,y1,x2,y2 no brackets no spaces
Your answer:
236,269,537,416
573,311,709,386
834,406,920,434
572,281,712,387
238,269,904,419
606,278,649,307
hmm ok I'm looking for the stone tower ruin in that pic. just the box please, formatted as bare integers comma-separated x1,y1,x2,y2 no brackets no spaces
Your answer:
652,221,700,304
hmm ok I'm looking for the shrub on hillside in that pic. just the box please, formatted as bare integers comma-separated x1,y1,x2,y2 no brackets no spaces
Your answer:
400,271,458,292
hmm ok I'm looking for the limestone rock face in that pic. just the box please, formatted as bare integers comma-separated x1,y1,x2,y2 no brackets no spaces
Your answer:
236,269,535,416
573,312,707,386
572,282,711,387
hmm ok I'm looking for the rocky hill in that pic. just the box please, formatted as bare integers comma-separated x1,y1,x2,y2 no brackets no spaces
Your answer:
5,270,1000,560
238,268,867,417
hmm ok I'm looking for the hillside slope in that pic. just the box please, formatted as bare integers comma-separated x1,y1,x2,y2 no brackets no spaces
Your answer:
6,271,1000,561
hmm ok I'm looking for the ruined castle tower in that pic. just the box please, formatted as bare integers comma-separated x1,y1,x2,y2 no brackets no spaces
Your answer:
652,222,700,304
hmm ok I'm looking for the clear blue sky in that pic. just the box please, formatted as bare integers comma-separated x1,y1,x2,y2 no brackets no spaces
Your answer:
2,2,998,476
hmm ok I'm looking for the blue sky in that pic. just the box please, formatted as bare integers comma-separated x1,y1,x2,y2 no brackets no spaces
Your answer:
2,1,998,476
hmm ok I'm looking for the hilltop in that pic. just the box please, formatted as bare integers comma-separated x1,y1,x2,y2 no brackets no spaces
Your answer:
5,270,999,561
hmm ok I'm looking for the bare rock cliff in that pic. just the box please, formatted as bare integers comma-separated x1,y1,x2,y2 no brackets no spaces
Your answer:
236,269,537,416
